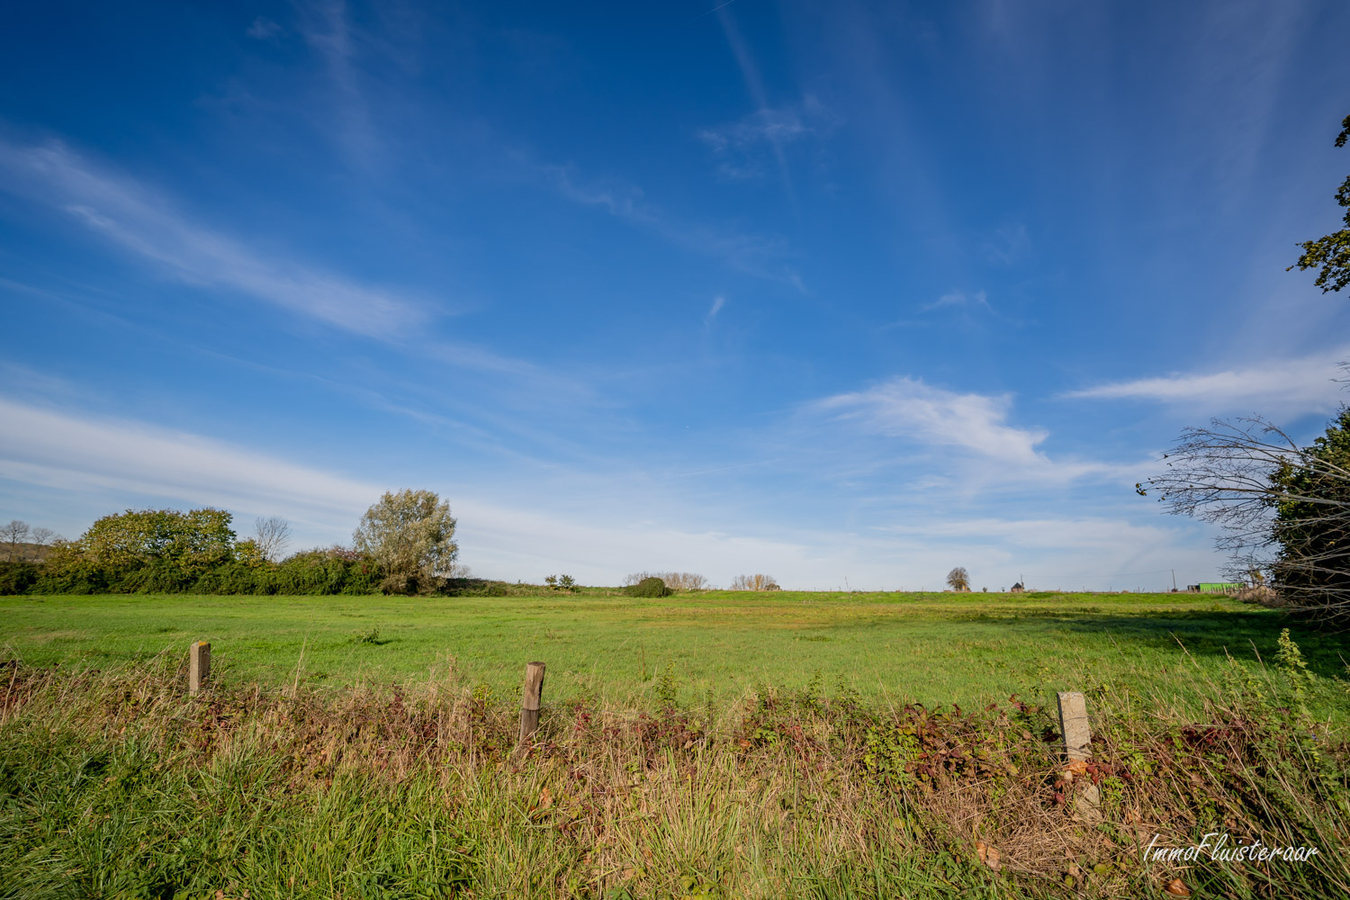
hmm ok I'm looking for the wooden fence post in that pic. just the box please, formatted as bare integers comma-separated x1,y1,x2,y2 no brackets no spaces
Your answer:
518,661,546,745
189,641,211,696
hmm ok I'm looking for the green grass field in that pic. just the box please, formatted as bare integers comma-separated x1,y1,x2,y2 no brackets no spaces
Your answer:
3,590,1346,719
4,590,1349,898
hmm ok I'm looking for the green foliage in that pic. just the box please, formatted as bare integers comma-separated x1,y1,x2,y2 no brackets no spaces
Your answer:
0,562,38,595
82,508,237,575
353,490,457,595
1268,408,1350,623
655,662,680,708
862,722,921,785
625,576,671,598
36,509,239,593
1289,114,1350,294
270,548,384,595
24,543,384,597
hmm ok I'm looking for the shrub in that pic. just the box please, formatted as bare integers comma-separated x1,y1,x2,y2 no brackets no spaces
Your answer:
624,571,709,591
0,561,38,595
625,576,671,598
1237,584,1280,606
274,548,384,595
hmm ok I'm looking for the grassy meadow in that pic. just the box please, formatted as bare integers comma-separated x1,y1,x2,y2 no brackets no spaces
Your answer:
1,589,1347,717
2,590,1349,899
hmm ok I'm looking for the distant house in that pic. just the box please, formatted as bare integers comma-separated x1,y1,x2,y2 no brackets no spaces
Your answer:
1010,582,1025,593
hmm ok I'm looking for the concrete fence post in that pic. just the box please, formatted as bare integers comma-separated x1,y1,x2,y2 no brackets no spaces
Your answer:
1056,691,1091,761
1056,690,1100,819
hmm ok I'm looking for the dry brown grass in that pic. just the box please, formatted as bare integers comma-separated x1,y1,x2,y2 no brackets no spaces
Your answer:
2,651,1348,898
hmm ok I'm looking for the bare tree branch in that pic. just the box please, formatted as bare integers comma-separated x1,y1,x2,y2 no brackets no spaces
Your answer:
1142,414,1350,626
253,516,292,564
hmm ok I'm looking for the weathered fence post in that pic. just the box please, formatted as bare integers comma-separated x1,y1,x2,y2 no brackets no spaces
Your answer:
1056,691,1091,761
518,661,546,745
1056,690,1100,819
189,641,211,696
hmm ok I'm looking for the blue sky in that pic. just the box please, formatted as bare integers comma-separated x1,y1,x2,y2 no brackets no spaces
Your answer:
1,0,1348,589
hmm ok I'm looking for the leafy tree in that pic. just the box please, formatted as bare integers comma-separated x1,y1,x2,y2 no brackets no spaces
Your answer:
1289,114,1350,293
353,489,458,594
80,508,236,576
946,566,971,592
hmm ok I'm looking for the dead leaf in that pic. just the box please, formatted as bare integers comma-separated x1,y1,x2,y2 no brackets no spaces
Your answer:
1067,759,1089,776
538,787,553,810
1163,878,1191,897
976,840,1002,872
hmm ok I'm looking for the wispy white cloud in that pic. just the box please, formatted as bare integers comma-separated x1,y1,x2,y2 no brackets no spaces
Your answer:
704,295,727,326
0,396,868,587
247,17,283,40
1063,350,1349,413
697,95,838,182
804,376,1136,489
0,396,380,527
922,290,990,312
813,376,1048,466
0,395,1213,589
982,223,1031,266
538,160,805,289
0,137,432,340
293,0,381,165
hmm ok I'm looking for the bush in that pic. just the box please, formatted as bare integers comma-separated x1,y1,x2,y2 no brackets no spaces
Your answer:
273,548,384,595
1237,584,1280,606
623,571,709,591
625,576,671,598
0,561,38,595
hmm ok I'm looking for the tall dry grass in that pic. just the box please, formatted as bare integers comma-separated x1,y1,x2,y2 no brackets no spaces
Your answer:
1,640,1347,899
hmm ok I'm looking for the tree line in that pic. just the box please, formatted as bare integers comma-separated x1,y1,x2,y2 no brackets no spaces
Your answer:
0,489,458,597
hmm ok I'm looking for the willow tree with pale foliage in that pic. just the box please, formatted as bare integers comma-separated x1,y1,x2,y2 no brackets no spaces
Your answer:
353,489,458,594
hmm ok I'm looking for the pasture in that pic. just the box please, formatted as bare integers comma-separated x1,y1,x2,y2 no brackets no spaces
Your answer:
1,590,1345,718
3,590,1348,898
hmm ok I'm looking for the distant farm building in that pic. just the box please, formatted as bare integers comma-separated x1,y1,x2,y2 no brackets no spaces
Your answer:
1010,582,1025,593
1185,583,1244,594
